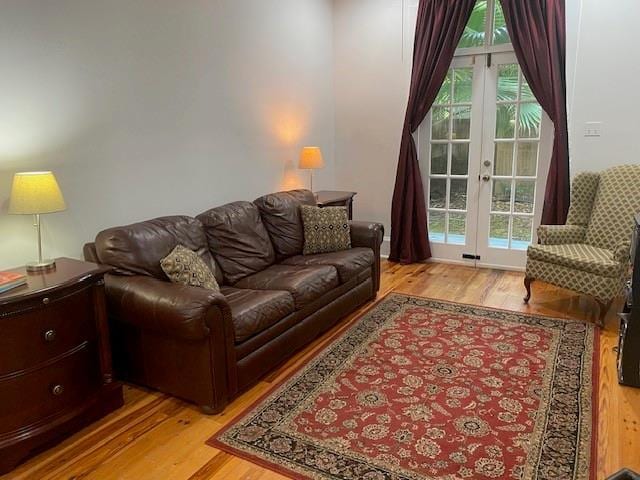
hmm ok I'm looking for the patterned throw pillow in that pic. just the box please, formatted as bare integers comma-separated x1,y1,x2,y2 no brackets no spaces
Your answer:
160,245,220,291
300,205,351,255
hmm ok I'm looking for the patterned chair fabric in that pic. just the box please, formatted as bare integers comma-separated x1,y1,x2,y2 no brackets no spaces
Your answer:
525,165,640,305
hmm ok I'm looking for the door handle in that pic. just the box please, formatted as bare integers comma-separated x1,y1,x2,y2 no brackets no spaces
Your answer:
481,174,491,182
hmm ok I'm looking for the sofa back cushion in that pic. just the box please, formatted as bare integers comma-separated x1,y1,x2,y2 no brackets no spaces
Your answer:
253,189,316,258
197,201,276,284
95,215,222,282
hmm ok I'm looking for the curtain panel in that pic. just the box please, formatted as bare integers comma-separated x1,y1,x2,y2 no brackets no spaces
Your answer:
389,0,475,264
499,0,570,225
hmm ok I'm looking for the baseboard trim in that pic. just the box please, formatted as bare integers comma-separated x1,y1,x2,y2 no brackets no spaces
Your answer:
475,262,525,272
379,254,525,273
379,236,524,272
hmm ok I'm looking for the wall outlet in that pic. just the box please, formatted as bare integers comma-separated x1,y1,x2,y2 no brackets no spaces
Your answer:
584,121,602,137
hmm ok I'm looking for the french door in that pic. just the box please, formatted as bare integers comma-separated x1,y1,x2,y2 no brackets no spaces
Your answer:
419,52,553,270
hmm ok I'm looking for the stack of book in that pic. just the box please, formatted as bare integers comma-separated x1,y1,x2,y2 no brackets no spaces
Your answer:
0,271,27,294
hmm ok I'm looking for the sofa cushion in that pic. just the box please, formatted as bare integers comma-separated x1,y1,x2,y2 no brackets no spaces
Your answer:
233,264,339,310
300,205,351,255
161,245,220,292
254,189,316,259
95,215,222,283
527,243,623,277
197,201,276,285
221,287,295,343
281,247,374,284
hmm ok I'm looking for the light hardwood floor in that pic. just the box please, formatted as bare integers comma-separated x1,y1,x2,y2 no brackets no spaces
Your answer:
4,261,640,480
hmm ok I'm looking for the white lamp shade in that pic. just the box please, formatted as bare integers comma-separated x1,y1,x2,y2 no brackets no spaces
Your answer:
9,171,67,215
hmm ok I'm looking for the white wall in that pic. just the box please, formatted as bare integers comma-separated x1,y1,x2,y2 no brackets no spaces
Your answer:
2,0,635,269
333,0,417,253
333,0,640,251
0,0,335,269
566,0,640,173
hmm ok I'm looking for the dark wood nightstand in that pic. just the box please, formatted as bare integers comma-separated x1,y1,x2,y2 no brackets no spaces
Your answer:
315,190,357,220
0,258,124,474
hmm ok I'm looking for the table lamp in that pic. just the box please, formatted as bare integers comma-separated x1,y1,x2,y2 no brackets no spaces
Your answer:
9,171,67,272
298,146,324,192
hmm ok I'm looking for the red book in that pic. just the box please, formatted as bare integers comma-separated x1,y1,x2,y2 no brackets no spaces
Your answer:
0,271,26,287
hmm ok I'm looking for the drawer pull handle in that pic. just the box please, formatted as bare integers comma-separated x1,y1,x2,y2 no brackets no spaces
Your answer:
42,297,50,305
44,329,57,342
51,384,64,396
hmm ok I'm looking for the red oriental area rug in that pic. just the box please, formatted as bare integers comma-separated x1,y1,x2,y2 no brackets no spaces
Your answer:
208,294,598,480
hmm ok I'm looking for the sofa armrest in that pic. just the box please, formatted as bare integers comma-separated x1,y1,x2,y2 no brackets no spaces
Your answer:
350,221,384,294
537,224,587,245
104,273,238,408
105,274,233,341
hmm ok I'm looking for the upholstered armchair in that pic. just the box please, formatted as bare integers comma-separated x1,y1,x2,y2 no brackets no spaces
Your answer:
524,165,640,326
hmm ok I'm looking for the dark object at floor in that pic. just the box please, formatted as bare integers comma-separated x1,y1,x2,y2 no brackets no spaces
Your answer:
617,213,640,387
607,469,640,480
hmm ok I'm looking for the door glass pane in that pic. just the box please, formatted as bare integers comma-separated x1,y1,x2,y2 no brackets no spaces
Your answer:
516,142,538,176
494,142,513,176
489,214,510,248
492,1,510,45
487,62,546,256
491,179,512,212
429,211,445,242
451,143,469,175
432,107,450,140
520,77,535,102
427,63,474,248
512,216,533,249
453,68,473,103
429,178,446,208
435,72,452,104
449,179,468,210
497,65,518,102
448,213,466,245
518,103,541,138
496,104,515,138
431,144,448,174
458,1,487,49
514,180,535,213
452,106,471,139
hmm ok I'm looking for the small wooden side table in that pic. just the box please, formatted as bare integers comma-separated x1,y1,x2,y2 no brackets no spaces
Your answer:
315,191,357,220
0,258,124,474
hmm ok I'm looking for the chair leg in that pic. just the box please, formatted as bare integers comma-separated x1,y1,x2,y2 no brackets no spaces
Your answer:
596,299,612,328
523,277,534,303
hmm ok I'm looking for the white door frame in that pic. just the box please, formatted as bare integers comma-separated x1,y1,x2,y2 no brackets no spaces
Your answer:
418,53,553,270
418,55,485,266
475,52,553,270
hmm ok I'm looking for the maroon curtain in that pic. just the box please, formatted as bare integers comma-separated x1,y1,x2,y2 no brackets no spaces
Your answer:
500,0,569,225
389,0,476,264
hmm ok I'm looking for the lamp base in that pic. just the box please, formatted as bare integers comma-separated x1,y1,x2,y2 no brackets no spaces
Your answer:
26,259,56,273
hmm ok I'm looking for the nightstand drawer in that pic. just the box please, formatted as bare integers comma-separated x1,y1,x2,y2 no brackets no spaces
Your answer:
0,343,101,435
0,285,97,376
0,258,122,475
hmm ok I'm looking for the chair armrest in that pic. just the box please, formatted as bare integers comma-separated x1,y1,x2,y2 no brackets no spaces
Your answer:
350,221,384,293
613,241,631,265
537,224,586,245
105,274,233,341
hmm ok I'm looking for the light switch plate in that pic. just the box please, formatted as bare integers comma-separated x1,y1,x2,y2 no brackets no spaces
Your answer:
584,122,602,137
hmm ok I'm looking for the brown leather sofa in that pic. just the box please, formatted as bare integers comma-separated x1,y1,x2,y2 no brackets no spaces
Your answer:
83,190,383,413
